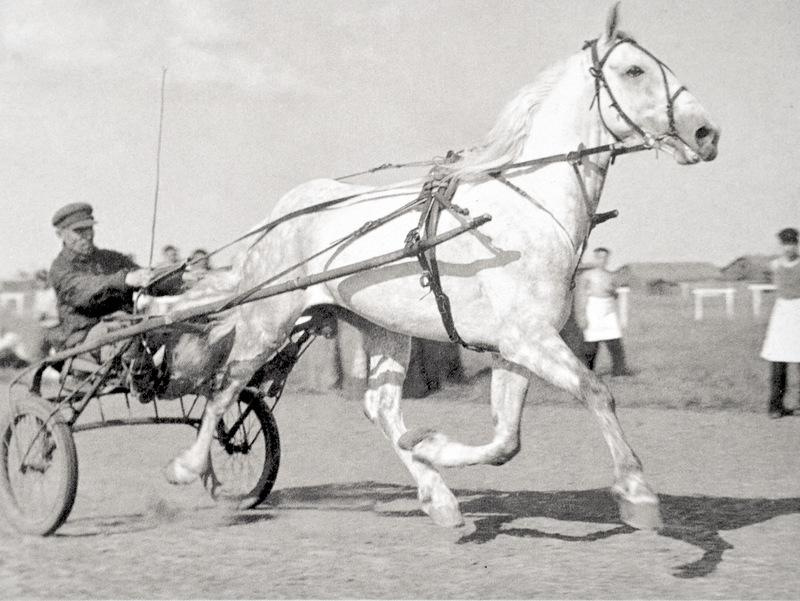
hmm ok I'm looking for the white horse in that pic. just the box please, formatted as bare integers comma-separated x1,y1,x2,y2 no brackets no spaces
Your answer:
164,5,720,529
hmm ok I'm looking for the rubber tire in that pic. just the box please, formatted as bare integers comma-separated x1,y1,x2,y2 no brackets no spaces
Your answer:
0,396,78,536
209,389,280,508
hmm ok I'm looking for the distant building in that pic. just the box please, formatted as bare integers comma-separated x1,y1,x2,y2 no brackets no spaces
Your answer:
0,274,55,318
0,279,37,314
645,278,680,295
720,254,775,282
615,262,722,293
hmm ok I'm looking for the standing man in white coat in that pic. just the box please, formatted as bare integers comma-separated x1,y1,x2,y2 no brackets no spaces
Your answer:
576,247,632,376
761,227,800,418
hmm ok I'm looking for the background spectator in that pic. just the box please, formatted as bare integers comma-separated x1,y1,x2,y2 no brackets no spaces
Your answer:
577,247,632,376
760,227,800,418
160,244,181,266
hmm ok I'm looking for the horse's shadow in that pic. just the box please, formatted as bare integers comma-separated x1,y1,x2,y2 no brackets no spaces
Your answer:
268,481,800,579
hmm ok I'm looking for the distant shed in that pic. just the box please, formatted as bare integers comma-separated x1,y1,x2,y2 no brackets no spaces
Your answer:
721,255,775,282
615,262,722,293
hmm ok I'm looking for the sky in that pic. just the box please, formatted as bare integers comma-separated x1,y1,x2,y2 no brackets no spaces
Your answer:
1,0,798,277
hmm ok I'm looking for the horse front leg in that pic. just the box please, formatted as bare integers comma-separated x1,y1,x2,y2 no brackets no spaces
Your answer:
500,324,662,529
398,320,661,529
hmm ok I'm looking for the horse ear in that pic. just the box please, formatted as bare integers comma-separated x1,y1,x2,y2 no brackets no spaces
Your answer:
603,2,621,42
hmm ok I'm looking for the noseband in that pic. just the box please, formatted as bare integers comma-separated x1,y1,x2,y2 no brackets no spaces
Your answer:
585,37,688,148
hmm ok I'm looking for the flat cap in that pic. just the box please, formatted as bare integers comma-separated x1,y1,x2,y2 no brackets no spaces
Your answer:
52,202,97,230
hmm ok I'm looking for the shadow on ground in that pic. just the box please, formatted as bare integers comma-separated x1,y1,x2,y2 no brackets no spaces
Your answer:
268,481,800,578
53,505,274,538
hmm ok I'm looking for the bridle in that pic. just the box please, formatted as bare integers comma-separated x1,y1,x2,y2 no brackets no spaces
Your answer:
585,36,689,149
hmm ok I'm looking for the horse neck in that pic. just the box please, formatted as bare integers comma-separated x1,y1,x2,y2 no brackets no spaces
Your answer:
511,54,616,250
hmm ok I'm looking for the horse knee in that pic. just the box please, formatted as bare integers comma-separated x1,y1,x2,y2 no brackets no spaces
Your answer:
489,436,521,465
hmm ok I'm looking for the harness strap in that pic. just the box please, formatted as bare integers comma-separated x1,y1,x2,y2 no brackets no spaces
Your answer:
407,168,495,353
410,160,616,353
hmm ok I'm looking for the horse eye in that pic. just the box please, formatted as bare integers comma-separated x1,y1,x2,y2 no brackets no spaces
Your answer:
626,66,644,77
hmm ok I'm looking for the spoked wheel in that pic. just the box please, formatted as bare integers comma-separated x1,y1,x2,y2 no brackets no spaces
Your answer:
0,395,78,536
207,389,280,508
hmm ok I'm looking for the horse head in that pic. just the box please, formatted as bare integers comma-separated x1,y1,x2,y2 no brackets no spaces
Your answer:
589,3,720,164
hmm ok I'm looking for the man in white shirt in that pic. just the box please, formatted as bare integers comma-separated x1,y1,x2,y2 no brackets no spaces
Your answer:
575,247,632,376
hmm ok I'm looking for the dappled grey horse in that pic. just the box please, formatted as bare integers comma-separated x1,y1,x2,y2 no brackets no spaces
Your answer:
163,5,720,529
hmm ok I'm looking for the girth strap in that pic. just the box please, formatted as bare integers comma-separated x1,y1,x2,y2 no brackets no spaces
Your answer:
406,167,494,354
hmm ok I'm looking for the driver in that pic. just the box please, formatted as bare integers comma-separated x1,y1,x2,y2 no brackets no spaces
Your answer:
48,202,180,350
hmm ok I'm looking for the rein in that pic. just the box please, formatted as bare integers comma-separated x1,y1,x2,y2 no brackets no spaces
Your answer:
145,139,647,292
216,194,428,312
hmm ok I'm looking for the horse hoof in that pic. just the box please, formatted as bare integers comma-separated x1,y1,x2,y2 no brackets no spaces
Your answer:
616,496,663,530
164,457,200,485
612,475,663,530
428,504,465,528
398,427,439,451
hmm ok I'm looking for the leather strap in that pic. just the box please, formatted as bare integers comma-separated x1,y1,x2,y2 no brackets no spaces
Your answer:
407,168,494,353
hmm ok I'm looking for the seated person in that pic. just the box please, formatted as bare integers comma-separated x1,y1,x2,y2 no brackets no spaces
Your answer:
159,244,182,268
182,248,212,287
48,203,182,394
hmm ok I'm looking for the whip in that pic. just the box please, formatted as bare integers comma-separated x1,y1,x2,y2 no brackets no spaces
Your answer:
146,67,168,269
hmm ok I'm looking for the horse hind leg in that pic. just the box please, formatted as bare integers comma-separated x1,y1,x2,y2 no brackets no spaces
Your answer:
164,301,299,486
164,358,261,486
362,325,463,528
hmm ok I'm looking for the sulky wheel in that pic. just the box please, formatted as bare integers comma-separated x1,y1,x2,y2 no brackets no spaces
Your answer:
0,394,78,536
207,389,280,508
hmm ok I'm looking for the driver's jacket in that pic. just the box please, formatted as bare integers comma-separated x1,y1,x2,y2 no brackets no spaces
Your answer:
48,246,138,349
48,246,185,349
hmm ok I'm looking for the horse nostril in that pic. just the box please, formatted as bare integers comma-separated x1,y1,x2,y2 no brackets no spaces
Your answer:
695,126,711,142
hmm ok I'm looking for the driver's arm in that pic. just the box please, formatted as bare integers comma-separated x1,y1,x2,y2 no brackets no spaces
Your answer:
51,267,133,313
50,252,144,314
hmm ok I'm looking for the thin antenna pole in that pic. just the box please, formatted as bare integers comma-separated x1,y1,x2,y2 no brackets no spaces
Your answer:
147,67,168,269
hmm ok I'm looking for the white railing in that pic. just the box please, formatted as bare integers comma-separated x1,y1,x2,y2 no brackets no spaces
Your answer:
691,287,736,320
747,284,776,317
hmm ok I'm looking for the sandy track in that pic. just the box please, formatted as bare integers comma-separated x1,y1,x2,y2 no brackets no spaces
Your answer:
1,392,799,599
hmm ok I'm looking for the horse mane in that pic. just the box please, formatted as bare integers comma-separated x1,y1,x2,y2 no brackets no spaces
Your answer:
445,60,567,180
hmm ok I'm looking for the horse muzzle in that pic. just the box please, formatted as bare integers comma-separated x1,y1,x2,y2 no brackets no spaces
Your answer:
665,120,720,165
693,123,720,161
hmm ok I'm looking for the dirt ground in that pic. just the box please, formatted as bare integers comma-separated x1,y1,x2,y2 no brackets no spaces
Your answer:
1,390,799,599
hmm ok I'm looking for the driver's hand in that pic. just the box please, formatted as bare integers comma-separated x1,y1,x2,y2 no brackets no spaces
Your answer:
125,268,154,289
